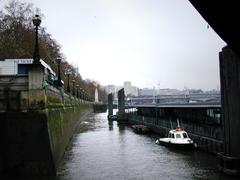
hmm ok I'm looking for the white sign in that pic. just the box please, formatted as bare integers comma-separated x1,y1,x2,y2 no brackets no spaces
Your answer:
17,59,33,64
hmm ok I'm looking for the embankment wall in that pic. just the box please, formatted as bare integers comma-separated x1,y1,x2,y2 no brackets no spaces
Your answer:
0,83,93,176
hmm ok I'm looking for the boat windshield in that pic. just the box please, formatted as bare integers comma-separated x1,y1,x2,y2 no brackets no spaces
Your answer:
176,134,181,138
168,133,175,138
168,133,171,138
182,132,188,138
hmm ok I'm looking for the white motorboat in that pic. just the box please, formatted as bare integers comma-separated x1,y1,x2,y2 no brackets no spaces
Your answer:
155,127,197,150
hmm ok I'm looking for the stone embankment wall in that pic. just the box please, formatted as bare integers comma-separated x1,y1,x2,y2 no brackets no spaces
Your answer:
0,75,93,176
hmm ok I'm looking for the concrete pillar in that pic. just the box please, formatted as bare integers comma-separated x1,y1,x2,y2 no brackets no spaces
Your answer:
118,88,125,120
218,46,240,175
108,93,113,116
94,88,99,103
28,64,45,90
28,64,46,109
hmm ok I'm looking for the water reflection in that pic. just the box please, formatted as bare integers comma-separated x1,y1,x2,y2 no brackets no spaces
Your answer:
108,121,113,131
117,123,126,131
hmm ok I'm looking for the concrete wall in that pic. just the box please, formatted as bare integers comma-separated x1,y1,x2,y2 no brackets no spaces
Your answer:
218,46,240,175
220,46,240,157
46,105,92,171
0,95,92,176
0,67,93,176
0,111,56,176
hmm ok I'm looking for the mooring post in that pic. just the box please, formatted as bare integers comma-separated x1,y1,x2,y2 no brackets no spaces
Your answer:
108,93,113,117
218,46,240,175
117,88,125,121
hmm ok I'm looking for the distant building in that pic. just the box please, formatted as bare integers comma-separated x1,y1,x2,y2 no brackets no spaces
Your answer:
123,81,138,97
159,88,183,95
139,88,185,96
104,81,138,98
138,88,155,96
188,89,204,94
104,85,118,100
105,85,116,94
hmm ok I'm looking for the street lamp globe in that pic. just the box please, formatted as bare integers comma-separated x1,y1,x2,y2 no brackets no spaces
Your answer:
32,14,41,27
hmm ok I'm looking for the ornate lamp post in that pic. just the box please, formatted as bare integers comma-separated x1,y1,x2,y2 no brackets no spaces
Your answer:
79,88,83,99
76,85,79,98
65,70,71,93
81,89,85,100
56,57,61,86
32,14,41,64
72,79,76,96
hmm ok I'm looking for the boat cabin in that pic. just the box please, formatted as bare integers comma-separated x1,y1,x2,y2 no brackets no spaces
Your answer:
168,128,189,139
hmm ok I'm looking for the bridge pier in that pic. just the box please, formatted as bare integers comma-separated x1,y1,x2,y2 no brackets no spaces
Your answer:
218,46,240,175
117,88,127,122
107,93,113,118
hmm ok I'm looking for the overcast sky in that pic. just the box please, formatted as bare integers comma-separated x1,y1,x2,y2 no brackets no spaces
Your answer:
1,0,226,90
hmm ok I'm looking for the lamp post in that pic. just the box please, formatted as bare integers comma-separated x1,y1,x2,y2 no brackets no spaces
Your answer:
72,79,76,96
32,14,41,64
81,89,85,100
76,85,79,98
65,70,71,93
56,57,61,86
79,88,83,99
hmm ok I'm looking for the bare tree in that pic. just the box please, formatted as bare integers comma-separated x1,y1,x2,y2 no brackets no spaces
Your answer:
0,0,107,101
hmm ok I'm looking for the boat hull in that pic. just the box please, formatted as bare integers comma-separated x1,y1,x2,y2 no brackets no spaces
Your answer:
156,139,195,150
131,125,150,134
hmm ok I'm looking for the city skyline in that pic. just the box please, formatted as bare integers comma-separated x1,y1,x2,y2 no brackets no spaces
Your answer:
103,79,220,91
104,81,220,99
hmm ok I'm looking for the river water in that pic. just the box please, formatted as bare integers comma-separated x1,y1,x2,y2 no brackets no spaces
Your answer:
55,112,237,180
5,112,239,180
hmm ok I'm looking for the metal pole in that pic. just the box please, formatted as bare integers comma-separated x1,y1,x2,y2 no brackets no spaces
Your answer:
33,26,40,63
57,58,61,86
76,85,79,98
72,80,75,96
67,74,70,92
32,15,41,64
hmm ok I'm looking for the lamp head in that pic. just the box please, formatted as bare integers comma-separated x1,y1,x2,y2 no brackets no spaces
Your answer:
65,69,72,75
56,57,61,64
32,14,41,27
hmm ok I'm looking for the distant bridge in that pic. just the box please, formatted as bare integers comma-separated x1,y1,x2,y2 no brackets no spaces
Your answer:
126,93,220,105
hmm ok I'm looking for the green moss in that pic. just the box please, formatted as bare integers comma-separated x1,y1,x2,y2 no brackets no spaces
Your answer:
44,102,92,166
47,95,61,104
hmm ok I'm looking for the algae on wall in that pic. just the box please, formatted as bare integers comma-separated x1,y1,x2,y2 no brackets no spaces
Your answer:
46,104,92,169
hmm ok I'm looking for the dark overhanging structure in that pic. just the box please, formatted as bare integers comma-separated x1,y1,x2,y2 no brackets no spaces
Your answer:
189,0,240,175
189,0,240,57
